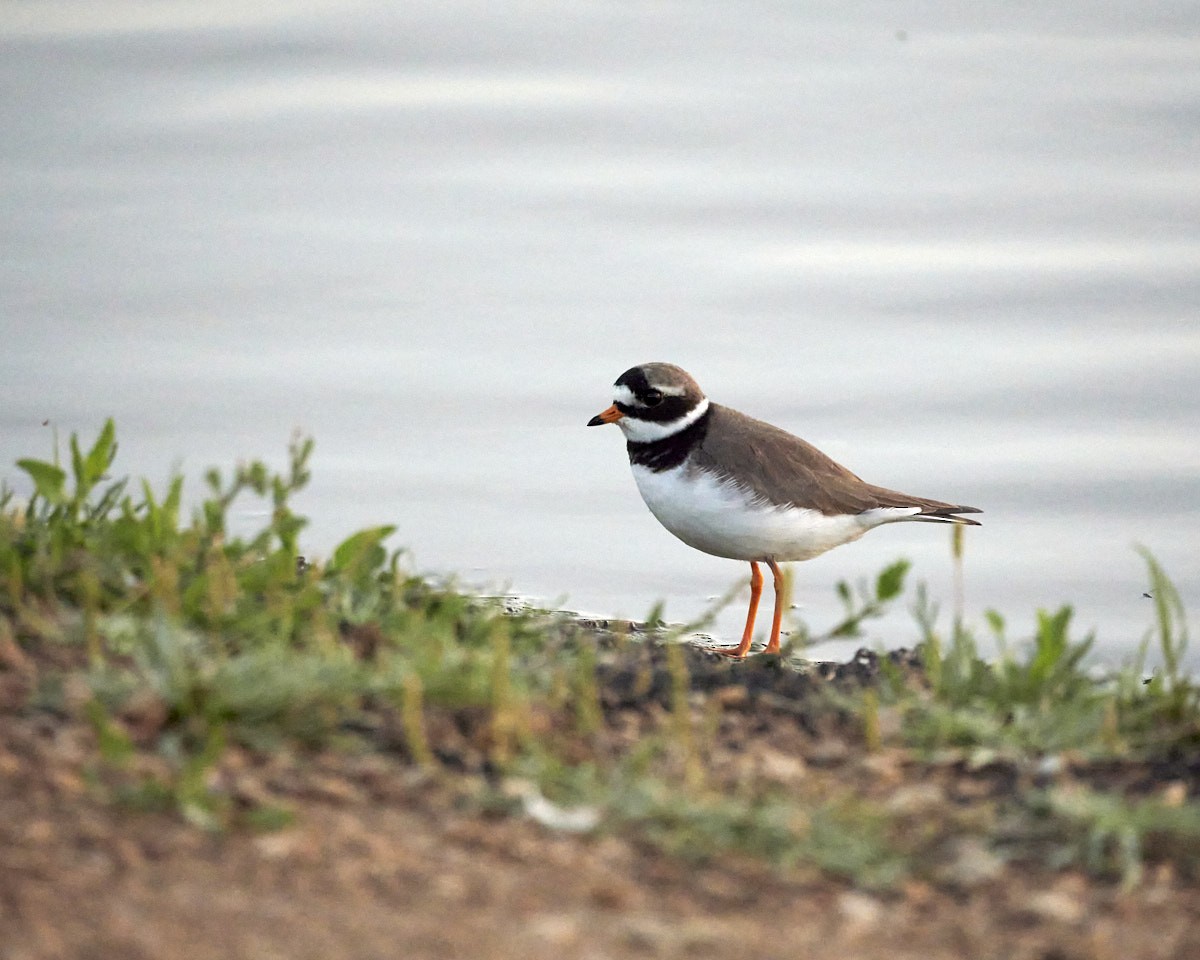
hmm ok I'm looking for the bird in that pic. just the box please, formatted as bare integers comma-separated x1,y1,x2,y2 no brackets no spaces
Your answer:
587,362,981,658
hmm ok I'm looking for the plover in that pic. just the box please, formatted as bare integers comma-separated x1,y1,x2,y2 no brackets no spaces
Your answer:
588,362,981,657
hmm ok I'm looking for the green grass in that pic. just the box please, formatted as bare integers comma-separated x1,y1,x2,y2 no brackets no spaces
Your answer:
893,556,1198,759
2,421,1198,888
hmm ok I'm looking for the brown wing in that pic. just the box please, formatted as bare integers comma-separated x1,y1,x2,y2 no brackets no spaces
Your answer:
693,404,982,522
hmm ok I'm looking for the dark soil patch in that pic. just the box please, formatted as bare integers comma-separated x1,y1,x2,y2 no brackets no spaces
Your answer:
2,620,1198,960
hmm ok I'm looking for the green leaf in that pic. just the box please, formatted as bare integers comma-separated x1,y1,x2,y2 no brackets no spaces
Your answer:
1136,546,1189,683
86,477,129,521
329,525,396,575
875,559,910,602
17,458,67,504
70,434,86,488
85,418,117,484
984,609,1005,637
163,474,184,517
1029,606,1073,684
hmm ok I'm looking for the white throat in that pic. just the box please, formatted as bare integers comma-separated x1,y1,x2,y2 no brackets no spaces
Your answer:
617,397,710,443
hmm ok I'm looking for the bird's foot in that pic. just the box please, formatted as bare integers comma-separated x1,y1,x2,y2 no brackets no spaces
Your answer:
713,646,747,659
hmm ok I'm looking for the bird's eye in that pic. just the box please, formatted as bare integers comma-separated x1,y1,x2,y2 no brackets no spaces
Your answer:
642,389,664,407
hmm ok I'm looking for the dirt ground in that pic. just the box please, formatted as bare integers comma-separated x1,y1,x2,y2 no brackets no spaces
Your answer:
2,639,1199,960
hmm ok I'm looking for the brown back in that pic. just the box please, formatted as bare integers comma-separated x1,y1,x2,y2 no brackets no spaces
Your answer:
692,404,977,519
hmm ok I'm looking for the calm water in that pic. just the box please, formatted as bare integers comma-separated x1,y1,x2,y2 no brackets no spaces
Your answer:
2,2,1198,664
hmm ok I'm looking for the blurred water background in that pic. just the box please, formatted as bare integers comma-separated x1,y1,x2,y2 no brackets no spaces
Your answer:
2,1,1198,664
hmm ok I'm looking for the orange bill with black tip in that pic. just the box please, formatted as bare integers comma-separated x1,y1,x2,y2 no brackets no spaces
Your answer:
587,404,624,427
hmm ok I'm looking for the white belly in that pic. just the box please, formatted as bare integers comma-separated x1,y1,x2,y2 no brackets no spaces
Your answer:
631,463,916,562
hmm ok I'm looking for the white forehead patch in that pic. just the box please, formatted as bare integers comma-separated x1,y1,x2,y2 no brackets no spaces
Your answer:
612,384,637,406
618,397,710,443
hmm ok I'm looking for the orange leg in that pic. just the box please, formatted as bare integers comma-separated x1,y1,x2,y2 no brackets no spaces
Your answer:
764,559,786,655
720,561,762,658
